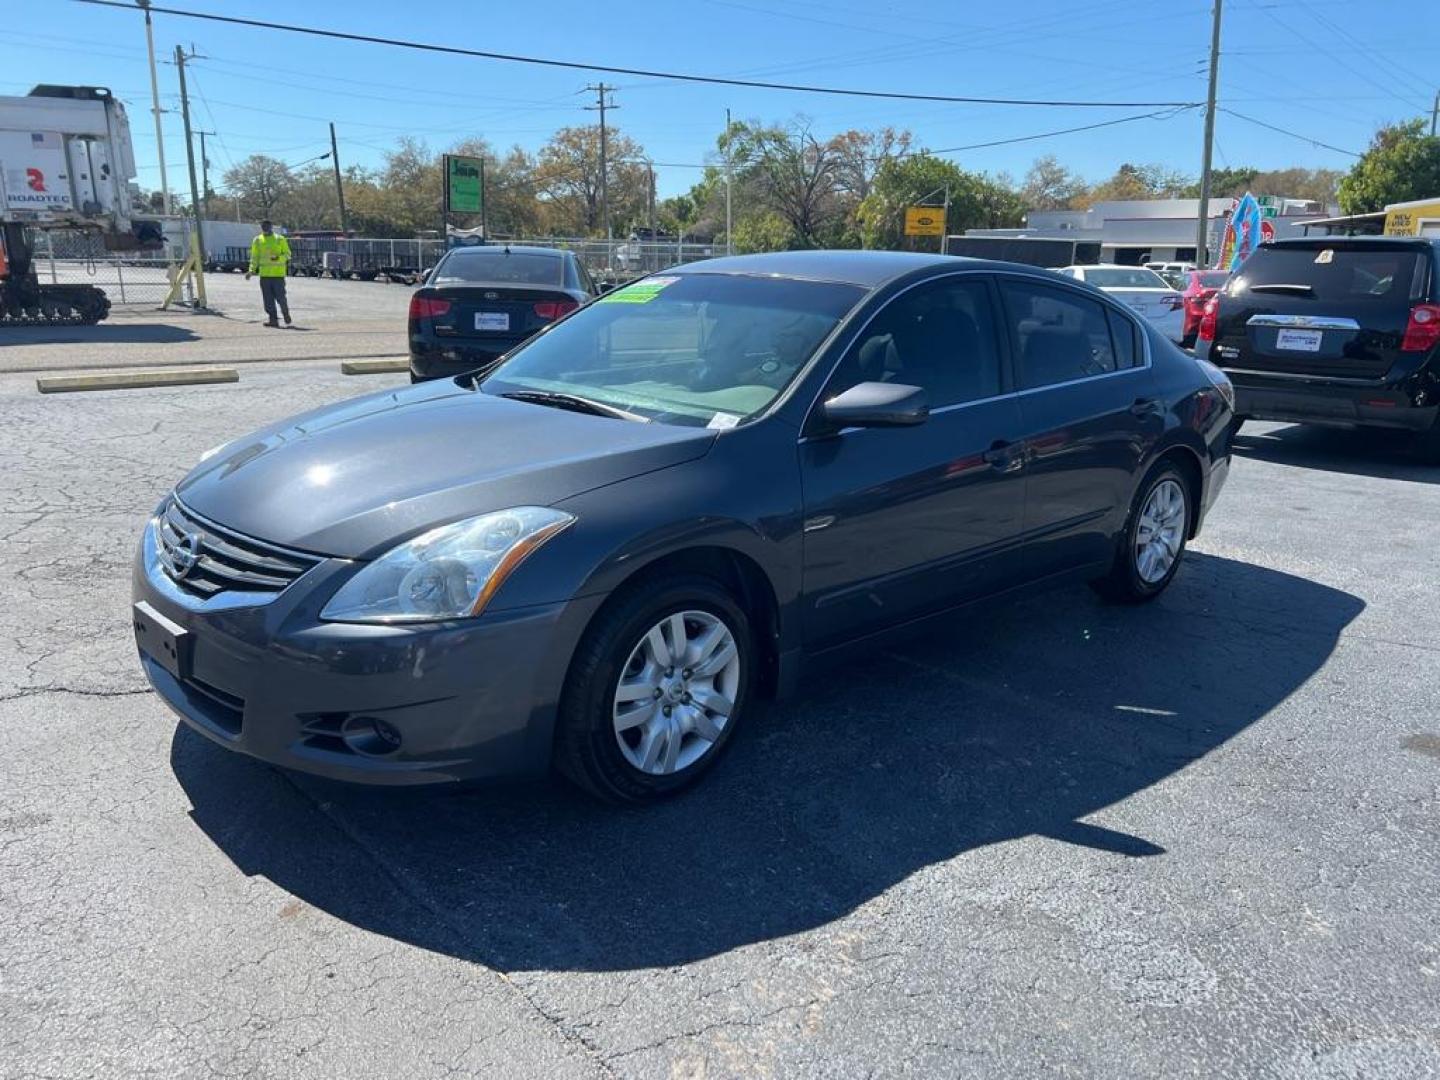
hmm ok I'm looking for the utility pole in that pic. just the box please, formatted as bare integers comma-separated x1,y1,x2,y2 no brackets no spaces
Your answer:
329,121,349,236
724,107,734,255
138,1,171,216
1194,0,1223,268
647,161,656,237
1431,89,1438,137
175,44,207,306
196,129,215,219
585,83,617,242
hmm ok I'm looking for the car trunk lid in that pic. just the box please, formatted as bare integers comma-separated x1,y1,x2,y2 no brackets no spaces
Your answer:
423,285,575,341
1102,287,1182,322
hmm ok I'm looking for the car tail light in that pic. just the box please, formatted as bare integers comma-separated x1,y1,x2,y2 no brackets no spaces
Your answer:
1401,303,1440,352
533,298,579,320
1198,296,1219,342
409,295,451,319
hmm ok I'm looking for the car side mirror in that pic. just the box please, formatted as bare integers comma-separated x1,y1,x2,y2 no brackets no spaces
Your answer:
595,281,615,295
821,382,928,429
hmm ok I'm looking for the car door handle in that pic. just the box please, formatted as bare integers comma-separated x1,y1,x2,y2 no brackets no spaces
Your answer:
1129,397,1163,417
981,441,1020,472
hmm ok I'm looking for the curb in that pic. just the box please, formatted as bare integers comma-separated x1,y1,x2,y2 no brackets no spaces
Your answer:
340,358,410,375
36,366,239,394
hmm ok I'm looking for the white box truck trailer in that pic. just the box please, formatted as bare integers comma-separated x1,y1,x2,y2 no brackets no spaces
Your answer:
0,85,140,325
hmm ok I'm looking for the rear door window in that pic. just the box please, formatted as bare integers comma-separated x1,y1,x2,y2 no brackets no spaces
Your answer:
1000,280,1122,389
1231,246,1424,306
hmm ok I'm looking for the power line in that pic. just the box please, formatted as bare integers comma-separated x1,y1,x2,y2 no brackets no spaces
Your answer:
1218,108,1361,157
72,0,1201,109
921,107,1196,156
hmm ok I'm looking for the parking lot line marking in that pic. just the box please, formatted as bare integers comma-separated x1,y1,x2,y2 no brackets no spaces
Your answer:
35,367,240,394
340,358,410,375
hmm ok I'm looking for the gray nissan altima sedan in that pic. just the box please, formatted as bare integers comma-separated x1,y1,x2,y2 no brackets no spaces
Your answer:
133,251,1233,802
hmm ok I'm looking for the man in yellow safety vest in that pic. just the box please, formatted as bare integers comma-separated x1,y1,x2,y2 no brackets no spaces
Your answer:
245,220,293,327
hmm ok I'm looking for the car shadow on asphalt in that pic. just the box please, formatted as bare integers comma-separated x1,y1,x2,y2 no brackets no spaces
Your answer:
1233,423,1439,484
1,324,198,346
171,551,1363,973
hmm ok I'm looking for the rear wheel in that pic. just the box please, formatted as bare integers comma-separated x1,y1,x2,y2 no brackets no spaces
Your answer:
1093,463,1190,603
554,575,754,803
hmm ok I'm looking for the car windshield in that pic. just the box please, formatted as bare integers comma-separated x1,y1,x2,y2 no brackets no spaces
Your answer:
1086,267,1172,289
433,250,563,286
1196,271,1229,289
482,273,866,427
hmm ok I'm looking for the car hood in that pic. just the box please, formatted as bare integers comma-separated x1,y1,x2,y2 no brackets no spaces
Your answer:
176,379,716,558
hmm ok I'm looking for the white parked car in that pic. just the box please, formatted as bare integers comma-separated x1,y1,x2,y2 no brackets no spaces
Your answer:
1058,264,1186,343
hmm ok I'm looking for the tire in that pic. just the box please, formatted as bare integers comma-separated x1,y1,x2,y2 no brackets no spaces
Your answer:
1092,462,1191,604
554,574,754,803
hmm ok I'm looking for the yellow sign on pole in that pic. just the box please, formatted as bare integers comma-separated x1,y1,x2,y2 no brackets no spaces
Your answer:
905,206,945,237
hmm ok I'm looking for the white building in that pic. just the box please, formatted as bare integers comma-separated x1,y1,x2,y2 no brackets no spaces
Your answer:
967,196,1326,265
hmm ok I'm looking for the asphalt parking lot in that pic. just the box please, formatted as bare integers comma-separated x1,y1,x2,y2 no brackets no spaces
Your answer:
2,361,1438,1078
3,273,409,374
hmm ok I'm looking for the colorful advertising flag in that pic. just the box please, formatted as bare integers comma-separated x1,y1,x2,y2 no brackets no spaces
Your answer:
1216,191,1265,271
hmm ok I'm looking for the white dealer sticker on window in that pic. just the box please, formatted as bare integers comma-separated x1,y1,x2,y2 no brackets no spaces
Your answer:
707,412,740,430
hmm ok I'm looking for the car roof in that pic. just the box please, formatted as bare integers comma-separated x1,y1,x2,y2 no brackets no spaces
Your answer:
1267,236,1439,251
666,250,1005,288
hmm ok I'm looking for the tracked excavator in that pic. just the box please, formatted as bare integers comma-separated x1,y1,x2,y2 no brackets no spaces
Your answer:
1,85,157,327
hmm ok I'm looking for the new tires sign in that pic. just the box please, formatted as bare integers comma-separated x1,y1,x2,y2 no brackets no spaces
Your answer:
444,154,484,216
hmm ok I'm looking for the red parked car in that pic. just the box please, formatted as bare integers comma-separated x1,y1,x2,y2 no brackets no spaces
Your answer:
1179,270,1231,348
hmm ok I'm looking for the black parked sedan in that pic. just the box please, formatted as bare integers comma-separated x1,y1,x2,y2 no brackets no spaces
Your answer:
409,244,596,382
133,251,1233,802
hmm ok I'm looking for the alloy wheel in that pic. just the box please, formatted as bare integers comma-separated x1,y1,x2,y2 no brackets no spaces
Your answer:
1134,478,1186,585
611,609,741,776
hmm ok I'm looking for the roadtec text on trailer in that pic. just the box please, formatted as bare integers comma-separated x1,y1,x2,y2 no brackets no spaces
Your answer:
0,85,138,325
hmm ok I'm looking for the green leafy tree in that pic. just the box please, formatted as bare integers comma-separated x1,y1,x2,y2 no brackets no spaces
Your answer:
534,125,649,236
731,211,794,253
858,154,1023,250
1338,119,1440,213
1079,162,1192,206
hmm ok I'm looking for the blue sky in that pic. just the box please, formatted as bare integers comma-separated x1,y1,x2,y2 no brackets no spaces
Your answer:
7,0,1436,201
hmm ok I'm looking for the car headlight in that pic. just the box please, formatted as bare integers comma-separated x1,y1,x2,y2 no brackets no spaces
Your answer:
320,507,574,624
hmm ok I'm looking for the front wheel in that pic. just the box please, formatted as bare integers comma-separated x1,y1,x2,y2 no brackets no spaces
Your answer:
1092,463,1190,603
554,575,754,803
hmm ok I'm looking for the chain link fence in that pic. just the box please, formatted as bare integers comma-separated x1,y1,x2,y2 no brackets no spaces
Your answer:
281,236,724,282
28,229,184,307
21,228,726,310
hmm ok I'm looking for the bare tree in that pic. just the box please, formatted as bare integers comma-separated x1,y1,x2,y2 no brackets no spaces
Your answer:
221,155,295,215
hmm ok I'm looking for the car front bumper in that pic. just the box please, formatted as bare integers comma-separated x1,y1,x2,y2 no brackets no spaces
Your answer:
132,517,601,785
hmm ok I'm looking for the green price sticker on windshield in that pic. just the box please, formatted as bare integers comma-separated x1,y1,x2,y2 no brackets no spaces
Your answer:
599,276,679,304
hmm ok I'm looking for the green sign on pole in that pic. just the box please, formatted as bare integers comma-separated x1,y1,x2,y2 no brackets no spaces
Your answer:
445,154,484,215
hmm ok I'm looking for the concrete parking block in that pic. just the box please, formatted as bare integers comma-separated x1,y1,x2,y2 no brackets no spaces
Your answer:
36,366,239,394
340,357,410,375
